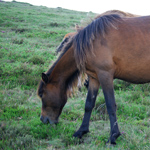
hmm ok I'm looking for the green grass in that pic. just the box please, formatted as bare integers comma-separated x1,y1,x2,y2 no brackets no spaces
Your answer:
0,1,150,149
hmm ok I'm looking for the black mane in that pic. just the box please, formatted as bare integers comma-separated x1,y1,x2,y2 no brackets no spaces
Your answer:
73,14,122,70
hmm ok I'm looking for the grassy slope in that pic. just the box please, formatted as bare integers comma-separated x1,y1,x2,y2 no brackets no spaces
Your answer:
0,1,150,150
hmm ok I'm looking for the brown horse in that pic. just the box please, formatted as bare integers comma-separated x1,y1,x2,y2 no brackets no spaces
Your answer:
38,14,150,144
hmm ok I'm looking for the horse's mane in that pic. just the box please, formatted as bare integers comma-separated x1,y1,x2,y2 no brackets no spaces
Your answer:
73,14,122,70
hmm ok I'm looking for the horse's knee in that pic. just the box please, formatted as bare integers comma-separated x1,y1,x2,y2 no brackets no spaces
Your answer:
85,101,94,112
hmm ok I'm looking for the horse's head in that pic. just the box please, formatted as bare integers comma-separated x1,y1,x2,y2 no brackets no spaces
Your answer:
38,73,67,124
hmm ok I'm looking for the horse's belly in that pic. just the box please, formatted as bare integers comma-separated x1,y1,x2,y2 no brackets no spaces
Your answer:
115,64,150,84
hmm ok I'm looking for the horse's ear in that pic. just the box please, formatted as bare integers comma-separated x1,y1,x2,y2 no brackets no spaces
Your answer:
42,73,49,84
75,24,80,31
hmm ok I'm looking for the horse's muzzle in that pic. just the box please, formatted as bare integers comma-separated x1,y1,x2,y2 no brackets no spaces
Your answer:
40,115,49,124
40,115,58,124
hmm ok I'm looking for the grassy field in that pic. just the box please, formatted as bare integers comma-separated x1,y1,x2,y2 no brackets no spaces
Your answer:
0,1,150,150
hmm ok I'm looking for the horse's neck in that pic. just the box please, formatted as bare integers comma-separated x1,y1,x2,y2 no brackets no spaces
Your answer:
50,48,78,84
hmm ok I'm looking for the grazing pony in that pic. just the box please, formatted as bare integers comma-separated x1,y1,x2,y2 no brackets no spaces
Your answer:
38,14,150,144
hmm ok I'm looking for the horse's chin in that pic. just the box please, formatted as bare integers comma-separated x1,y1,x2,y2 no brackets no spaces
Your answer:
40,115,58,125
48,119,58,125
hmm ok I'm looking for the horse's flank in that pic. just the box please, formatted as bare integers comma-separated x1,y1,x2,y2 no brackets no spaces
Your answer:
72,15,150,83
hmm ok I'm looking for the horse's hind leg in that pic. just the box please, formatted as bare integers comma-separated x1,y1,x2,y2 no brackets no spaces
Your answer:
73,77,100,138
98,71,121,144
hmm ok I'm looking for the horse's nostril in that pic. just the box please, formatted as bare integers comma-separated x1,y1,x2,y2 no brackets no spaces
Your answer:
40,115,43,122
40,116,58,124
40,116,49,124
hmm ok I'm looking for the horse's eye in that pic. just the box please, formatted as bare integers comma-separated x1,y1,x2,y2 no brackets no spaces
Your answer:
39,94,43,98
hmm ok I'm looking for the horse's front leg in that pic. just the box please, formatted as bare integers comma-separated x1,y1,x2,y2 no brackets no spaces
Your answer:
98,71,121,144
73,77,100,138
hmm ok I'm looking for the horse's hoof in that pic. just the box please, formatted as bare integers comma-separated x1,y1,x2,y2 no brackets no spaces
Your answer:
73,132,82,139
111,141,117,145
110,132,121,145
73,130,89,139
106,132,121,145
